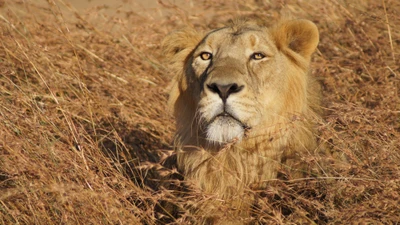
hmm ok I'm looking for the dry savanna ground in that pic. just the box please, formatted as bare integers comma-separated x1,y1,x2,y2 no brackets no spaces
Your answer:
1,0,399,224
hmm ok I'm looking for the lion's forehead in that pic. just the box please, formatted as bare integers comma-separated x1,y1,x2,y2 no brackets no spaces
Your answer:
199,28,275,58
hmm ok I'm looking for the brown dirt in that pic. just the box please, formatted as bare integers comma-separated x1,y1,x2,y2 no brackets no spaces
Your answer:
1,0,399,224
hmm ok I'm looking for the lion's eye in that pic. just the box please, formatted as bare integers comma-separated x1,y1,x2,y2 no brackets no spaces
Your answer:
200,52,212,60
251,52,265,60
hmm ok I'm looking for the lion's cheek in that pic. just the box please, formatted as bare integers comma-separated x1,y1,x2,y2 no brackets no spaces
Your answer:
191,60,208,78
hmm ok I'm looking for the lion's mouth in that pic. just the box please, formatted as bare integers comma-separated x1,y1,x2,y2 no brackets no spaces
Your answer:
210,112,248,127
205,112,250,144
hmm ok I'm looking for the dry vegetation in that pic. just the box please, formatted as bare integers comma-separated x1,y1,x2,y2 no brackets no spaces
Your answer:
1,0,399,224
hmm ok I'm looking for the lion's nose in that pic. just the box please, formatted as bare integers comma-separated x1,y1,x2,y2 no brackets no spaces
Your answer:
207,83,244,102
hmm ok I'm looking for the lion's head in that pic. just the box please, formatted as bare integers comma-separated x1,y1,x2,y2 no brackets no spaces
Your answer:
163,19,319,150
163,18,321,224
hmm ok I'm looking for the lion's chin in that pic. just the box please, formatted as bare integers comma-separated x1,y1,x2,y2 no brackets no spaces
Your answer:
206,116,245,145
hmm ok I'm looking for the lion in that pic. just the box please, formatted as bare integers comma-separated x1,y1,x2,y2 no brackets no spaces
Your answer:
162,18,323,224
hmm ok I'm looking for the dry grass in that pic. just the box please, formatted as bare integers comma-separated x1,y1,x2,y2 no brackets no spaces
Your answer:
1,0,399,224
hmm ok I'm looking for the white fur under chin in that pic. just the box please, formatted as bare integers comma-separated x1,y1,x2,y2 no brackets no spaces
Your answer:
206,116,245,145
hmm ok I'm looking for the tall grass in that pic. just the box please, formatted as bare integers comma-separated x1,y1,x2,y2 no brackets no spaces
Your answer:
1,0,399,224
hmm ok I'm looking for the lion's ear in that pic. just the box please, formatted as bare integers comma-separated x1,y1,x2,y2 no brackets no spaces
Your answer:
162,28,202,62
272,19,319,60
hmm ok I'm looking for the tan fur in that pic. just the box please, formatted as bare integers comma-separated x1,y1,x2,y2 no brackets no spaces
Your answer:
163,18,321,224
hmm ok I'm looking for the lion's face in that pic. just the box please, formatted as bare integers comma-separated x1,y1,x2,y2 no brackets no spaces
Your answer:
193,28,291,145
164,19,319,147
